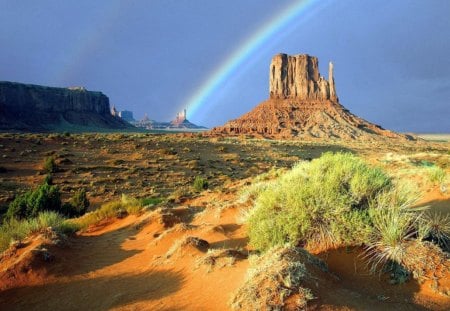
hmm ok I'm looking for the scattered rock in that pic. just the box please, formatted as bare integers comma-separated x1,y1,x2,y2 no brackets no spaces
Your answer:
182,236,210,252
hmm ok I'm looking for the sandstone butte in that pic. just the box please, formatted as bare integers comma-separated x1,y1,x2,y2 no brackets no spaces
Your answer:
212,53,414,140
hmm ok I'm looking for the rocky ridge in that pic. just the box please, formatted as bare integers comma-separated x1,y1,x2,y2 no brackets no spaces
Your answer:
212,53,411,140
0,81,131,131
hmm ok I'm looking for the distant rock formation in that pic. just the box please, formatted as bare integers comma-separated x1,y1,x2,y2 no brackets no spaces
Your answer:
0,81,131,131
132,108,206,131
212,53,412,140
172,109,187,126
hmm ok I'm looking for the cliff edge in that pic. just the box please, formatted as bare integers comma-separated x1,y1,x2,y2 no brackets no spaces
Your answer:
0,81,131,131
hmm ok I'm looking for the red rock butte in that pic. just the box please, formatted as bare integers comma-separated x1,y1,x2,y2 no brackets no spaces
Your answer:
212,53,412,140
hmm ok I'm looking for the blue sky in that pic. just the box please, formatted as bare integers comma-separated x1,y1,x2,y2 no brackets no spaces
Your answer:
0,0,449,132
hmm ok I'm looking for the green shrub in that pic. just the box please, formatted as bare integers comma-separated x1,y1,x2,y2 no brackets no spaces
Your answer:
7,183,62,220
247,152,394,251
43,156,58,173
193,176,208,192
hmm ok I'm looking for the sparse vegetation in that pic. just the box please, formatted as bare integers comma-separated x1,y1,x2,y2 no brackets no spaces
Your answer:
140,197,164,207
193,176,208,192
365,204,422,270
0,211,76,252
70,194,143,230
427,165,446,185
43,156,58,173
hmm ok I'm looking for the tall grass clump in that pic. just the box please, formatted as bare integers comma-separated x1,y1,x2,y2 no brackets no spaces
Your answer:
0,211,74,253
247,152,393,251
365,204,421,270
427,165,446,184
71,194,143,230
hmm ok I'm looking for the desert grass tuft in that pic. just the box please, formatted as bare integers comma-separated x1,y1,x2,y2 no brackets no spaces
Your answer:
0,211,73,253
71,194,144,230
418,212,450,251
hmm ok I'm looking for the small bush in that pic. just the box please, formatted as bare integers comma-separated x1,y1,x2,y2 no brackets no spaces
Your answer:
193,176,208,192
7,183,62,220
43,156,58,173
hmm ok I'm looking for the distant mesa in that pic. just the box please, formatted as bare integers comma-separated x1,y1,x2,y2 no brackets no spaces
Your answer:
0,81,132,132
132,108,207,131
212,53,413,140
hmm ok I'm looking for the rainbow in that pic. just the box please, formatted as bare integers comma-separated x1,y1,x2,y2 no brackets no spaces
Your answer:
184,0,328,123
55,1,124,85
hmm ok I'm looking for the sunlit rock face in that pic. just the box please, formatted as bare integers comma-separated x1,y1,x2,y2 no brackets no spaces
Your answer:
269,54,338,102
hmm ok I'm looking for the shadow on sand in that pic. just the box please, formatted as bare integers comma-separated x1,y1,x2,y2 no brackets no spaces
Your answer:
417,197,450,215
0,270,184,311
52,224,144,277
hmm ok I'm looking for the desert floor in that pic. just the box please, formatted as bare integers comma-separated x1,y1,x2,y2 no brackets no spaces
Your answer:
0,133,449,310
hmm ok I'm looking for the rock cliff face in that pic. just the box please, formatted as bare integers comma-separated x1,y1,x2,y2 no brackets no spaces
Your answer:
0,81,131,131
269,54,337,102
212,53,411,141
